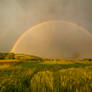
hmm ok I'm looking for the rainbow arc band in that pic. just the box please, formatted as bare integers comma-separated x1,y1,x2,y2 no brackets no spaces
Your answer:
10,20,92,53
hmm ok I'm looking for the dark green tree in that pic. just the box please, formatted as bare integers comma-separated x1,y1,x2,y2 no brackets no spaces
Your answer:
5,53,15,59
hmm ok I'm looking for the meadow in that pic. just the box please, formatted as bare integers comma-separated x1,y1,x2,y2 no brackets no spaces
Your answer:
0,59,92,92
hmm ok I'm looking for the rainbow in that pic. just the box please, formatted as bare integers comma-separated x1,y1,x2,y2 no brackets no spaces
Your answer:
10,20,92,53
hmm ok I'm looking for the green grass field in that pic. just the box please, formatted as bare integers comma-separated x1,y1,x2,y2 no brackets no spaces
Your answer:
0,60,92,92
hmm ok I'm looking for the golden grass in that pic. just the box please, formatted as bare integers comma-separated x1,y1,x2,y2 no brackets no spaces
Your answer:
0,60,91,92
0,59,20,63
0,64,10,69
31,71,54,92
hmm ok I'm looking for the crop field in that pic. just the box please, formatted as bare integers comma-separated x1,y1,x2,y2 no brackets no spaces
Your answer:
0,60,92,92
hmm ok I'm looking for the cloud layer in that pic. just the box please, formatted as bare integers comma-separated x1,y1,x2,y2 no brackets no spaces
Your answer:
0,0,92,53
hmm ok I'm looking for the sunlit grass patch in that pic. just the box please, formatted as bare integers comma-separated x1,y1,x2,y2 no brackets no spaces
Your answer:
41,60,73,65
0,64,10,69
0,60,20,63
58,68,92,92
31,71,54,92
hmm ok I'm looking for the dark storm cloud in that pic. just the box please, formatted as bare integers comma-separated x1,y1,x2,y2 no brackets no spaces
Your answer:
0,0,92,55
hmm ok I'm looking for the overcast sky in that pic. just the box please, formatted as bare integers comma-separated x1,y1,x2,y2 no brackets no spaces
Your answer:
0,0,92,57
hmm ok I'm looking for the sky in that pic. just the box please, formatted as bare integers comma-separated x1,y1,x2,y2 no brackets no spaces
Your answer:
0,0,92,57
12,21,92,58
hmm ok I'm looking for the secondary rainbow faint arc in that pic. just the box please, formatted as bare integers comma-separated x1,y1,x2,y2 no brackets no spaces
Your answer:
10,20,92,53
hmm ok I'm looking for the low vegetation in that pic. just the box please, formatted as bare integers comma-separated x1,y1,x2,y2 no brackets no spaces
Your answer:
0,53,92,92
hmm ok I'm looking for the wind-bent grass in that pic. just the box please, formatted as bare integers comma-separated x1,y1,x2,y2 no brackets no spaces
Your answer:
0,60,92,92
31,71,54,92
59,68,92,92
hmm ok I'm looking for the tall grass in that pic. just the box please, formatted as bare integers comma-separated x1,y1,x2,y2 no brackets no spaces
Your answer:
0,60,92,92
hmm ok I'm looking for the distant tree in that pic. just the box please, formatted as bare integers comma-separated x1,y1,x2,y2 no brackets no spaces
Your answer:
88,58,92,61
5,53,15,59
0,53,8,59
0,53,4,59
84,58,92,61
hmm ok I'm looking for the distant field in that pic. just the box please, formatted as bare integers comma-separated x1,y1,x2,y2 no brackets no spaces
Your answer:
0,60,92,92
0,59,20,63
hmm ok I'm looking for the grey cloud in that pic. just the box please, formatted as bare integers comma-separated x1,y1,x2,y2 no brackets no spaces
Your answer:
0,0,92,56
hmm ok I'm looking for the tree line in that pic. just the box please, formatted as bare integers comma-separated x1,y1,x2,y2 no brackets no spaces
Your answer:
0,53,15,59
